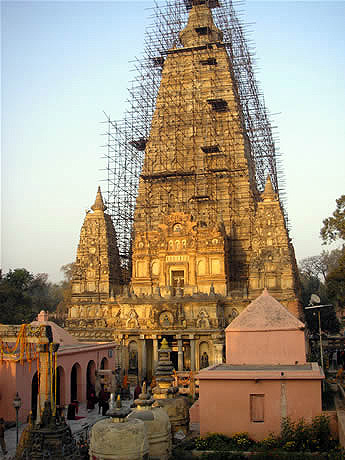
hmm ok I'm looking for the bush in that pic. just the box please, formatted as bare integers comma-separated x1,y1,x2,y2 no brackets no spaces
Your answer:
279,415,337,452
195,432,255,451
183,415,339,457
201,454,246,460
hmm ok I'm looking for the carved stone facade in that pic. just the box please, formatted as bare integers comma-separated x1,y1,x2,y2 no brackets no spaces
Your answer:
66,3,301,378
70,187,121,303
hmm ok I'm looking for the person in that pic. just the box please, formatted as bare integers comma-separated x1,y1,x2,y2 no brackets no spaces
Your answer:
99,387,109,416
87,386,96,412
134,381,141,400
0,418,7,456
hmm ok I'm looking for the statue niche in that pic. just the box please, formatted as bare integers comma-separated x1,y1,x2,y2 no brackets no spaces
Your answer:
197,310,210,329
126,309,139,329
128,341,138,375
159,310,174,328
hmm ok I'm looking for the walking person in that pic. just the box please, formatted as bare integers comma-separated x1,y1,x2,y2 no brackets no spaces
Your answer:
0,418,7,456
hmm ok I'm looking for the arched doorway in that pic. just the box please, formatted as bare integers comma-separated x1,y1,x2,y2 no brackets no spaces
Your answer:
56,366,65,406
199,341,210,369
128,341,138,375
70,362,81,402
87,360,96,395
100,357,108,370
31,372,38,420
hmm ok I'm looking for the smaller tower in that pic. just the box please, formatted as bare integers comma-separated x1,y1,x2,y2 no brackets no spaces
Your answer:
249,176,301,317
71,187,121,302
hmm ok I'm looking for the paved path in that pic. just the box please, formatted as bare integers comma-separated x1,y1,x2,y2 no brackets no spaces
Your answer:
1,399,133,459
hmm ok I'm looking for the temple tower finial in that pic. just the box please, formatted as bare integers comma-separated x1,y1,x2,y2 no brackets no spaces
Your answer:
91,186,107,212
179,2,223,47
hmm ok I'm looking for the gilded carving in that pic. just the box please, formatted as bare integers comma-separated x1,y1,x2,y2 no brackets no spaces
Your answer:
126,308,139,329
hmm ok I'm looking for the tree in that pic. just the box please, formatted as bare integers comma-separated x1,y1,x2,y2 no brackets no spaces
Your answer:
60,263,75,283
299,250,342,282
0,269,34,324
326,250,345,310
299,253,341,334
320,194,345,243
54,263,75,324
0,268,63,324
319,195,345,314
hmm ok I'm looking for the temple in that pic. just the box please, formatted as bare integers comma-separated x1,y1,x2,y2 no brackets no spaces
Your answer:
66,2,301,381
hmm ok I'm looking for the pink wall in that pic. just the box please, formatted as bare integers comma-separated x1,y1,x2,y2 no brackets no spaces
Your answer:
226,330,307,365
0,359,37,423
199,377,322,440
0,344,116,422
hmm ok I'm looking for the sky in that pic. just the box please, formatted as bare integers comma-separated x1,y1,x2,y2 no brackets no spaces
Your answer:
1,0,345,283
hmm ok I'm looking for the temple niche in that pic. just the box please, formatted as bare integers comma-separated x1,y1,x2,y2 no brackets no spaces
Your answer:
66,2,301,379
132,212,227,297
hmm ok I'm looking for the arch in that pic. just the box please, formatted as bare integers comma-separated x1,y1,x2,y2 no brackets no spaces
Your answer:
128,340,138,375
100,357,109,370
87,360,96,395
197,259,206,275
173,223,182,232
70,362,82,402
151,260,159,276
199,341,209,369
31,372,38,421
56,366,65,406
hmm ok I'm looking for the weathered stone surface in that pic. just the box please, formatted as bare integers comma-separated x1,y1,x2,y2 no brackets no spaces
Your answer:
156,396,190,436
70,187,121,302
89,418,148,460
128,405,172,460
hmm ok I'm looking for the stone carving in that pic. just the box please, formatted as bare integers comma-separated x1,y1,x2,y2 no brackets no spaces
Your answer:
126,309,139,329
159,311,174,328
197,310,210,329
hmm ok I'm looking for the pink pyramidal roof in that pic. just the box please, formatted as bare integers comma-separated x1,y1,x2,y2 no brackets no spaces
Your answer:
31,310,79,346
226,289,304,332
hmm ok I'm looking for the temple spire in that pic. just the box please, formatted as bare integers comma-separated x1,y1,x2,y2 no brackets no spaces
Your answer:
261,175,277,201
179,2,223,47
91,186,107,212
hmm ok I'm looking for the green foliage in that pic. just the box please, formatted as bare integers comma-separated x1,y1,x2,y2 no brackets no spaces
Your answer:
279,416,337,452
321,195,345,244
0,268,63,324
195,433,254,452
326,249,345,308
187,415,339,457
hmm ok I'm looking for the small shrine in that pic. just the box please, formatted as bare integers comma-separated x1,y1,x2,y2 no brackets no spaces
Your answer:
194,289,324,440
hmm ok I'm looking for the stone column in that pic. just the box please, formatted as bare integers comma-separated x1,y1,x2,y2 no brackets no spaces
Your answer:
159,257,165,285
177,336,183,371
189,255,196,286
190,335,196,371
140,335,147,381
213,343,223,365
153,336,158,372
37,343,50,423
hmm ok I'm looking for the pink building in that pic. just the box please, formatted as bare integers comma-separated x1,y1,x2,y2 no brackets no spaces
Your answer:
0,311,117,422
195,289,324,440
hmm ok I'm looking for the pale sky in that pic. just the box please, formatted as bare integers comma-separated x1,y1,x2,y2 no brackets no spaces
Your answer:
2,1,345,282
